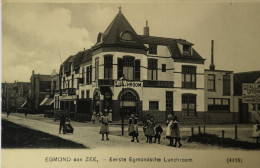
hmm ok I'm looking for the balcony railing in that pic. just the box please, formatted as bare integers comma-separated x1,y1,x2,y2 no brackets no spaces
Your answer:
62,88,76,95
98,79,114,86
143,80,174,88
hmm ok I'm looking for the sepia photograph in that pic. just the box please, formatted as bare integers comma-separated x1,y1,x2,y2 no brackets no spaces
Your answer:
1,0,260,168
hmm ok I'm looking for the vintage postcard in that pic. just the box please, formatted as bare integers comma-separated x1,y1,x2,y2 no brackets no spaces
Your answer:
1,0,260,168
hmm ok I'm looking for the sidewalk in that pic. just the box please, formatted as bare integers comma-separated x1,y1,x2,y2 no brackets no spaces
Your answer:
1,113,254,150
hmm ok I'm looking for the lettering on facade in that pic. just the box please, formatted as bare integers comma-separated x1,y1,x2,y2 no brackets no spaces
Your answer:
114,80,142,87
242,83,260,103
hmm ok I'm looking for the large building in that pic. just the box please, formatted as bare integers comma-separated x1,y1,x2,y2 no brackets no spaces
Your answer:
30,70,52,110
56,9,206,123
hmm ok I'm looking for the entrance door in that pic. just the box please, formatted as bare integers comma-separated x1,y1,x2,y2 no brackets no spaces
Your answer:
166,91,173,117
239,99,249,123
120,91,137,117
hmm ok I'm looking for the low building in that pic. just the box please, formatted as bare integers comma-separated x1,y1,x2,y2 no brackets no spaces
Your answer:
233,71,260,123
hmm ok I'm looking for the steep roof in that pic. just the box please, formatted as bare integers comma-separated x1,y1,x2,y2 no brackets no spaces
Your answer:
139,35,204,63
92,11,146,51
234,70,260,96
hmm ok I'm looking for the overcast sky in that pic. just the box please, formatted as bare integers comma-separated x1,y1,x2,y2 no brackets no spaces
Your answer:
2,2,260,82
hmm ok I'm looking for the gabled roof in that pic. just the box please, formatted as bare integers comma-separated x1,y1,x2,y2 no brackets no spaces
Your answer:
92,11,146,51
234,70,260,96
139,35,204,63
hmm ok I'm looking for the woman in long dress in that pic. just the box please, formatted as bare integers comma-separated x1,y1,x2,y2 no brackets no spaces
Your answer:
166,114,173,146
171,116,182,147
144,116,155,143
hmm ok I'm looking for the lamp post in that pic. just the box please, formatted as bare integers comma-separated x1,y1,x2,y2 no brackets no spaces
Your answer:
119,75,127,136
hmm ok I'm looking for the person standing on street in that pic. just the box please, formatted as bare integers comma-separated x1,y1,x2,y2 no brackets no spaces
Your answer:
128,114,139,142
91,111,97,124
154,124,163,144
59,114,66,134
172,116,182,148
166,114,173,146
100,112,110,141
145,116,155,143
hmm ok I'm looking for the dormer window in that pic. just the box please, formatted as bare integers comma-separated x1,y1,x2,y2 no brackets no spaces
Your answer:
97,33,103,43
148,44,157,55
183,45,191,55
121,31,133,41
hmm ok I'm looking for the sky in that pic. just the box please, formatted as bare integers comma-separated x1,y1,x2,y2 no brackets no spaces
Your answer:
2,2,260,83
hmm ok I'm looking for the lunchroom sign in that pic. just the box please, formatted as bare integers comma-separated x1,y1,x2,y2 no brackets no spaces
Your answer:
114,80,142,87
242,83,260,103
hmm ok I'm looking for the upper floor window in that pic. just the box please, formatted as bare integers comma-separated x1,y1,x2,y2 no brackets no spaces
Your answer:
104,55,113,79
71,75,74,88
148,59,158,80
223,75,231,95
182,66,196,89
118,57,140,81
82,67,85,84
207,74,215,91
183,45,191,55
95,58,99,81
162,64,166,72
148,44,157,55
123,57,134,80
121,32,133,41
81,90,85,99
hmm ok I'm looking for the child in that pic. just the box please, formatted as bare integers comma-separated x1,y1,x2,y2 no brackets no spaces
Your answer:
145,116,155,143
154,124,163,144
91,111,97,124
99,112,110,141
128,114,139,142
172,116,182,148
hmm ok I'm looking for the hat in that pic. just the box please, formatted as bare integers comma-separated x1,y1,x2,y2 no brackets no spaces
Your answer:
167,114,173,119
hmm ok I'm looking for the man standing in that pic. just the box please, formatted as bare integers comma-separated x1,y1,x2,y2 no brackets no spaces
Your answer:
59,114,66,134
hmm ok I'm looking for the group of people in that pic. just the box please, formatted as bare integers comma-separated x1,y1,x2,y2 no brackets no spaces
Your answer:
127,114,182,147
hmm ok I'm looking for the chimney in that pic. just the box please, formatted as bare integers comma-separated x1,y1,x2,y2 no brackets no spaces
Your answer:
209,40,215,71
32,70,35,76
143,20,149,36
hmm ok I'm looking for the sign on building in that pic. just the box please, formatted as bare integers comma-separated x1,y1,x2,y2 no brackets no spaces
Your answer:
114,80,142,88
242,83,260,103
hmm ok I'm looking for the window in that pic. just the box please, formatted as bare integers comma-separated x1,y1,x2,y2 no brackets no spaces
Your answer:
208,98,230,112
86,90,90,99
148,44,157,55
123,57,134,80
207,74,215,91
63,77,65,89
95,58,99,81
81,90,85,99
183,45,191,55
104,55,113,79
82,67,85,84
121,32,133,41
86,66,89,84
182,94,196,116
118,58,123,79
148,59,158,80
67,80,70,88
182,66,196,88
149,101,159,110
71,75,74,88
223,75,231,95
90,65,92,84
162,64,166,72
135,60,140,81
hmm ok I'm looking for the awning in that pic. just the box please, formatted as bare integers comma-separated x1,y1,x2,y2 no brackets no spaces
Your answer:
40,97,49,106
21,101,27,108
45,98,54,106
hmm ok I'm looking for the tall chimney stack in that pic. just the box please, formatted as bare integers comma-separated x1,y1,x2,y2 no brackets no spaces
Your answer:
143,20,149,36
209,40,215,71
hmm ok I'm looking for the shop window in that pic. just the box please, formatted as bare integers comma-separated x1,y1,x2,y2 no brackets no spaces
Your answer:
182,94,196,116
149,101,159,110
104,55,113,79
182,66,196,89
148,59,158,80
162,64,166,72
207,74,215,91
148,44,157,55
208,98,230,112
223,75,231,95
